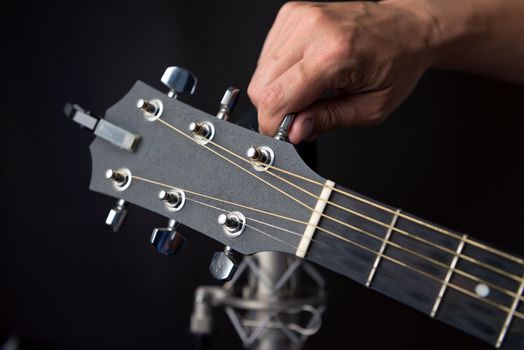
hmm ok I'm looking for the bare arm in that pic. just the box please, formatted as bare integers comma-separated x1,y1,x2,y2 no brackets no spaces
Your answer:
247,0,524,144
426,0,524,83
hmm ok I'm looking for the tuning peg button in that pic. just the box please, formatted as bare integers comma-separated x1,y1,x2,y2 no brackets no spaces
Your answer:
106,199,128,232
161,66,197,99
274,114,295,142
209,246,242,281
150,219,186,255
216,87,240,120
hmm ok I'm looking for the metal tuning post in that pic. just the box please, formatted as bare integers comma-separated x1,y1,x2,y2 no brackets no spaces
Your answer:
161,66,197,99
150,219,186,256
246,145,275,171
105,199,128,232
209,246,242,281
158,189,186,212
216,87,240,121
273,113,295,142
188,121,215,145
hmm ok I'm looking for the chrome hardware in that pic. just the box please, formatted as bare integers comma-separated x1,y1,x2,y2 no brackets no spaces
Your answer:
189,121,215,145
105,199,128,232
158,189,186,212
137,98,163,121
150,219,186,256
216,87,240,121
105,169,126,184
64,103,140,152
161,66,197,99
274,114,295,141
217,211,246,237
105,168,132,191
209,246,242,281
246,145,275,172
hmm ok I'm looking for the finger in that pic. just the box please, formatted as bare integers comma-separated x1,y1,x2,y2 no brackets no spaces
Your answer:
256,57,334,135
259,2,310,64
288,91,389,143
249,33,305,107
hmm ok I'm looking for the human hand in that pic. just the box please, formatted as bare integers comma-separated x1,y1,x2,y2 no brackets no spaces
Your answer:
248,1,438,143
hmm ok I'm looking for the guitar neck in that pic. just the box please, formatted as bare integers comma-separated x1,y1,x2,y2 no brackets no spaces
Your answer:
305,184,524,349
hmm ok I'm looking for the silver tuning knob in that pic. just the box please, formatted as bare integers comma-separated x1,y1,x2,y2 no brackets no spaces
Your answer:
161,66,198,99
150,219,186,256
274,114,295,141
105,199,128,232
216,87,240,121
209,246,242,281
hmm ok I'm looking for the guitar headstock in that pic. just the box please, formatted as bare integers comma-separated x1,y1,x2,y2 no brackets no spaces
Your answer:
67,67,327,276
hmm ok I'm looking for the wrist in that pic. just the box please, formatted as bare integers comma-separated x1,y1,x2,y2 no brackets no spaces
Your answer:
379,0,444,67
381,0,487,68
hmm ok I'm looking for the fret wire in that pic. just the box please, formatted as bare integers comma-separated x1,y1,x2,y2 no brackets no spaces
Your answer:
366,209,400,287
187,191,524,324
495,273,524,348
203,138,524,289
258,160,522,282
131,173,524,318
260,155,524,266
431,234,468,318
152,117,524,300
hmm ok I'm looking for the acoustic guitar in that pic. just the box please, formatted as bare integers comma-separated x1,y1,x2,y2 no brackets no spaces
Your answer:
65,67,523,349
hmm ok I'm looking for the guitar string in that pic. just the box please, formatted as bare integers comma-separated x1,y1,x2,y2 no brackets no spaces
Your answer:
131,174,524,319
260,162,520,282
260,157,523,266
154,117,524,289
154,119,524,290
133,174,524,303
154,117,523,285
205,135,524,279
187,197,520,300
152,119,524,284
188,197,524,318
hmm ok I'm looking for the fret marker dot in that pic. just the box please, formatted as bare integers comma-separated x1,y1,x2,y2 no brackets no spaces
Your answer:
475,283,490,298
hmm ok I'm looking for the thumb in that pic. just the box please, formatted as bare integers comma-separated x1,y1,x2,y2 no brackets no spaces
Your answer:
289,92,388,144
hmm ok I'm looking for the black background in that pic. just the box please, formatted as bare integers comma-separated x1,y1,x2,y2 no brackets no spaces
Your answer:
1,0,524,349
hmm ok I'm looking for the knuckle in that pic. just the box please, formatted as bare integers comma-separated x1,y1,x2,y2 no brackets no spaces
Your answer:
304,6,327,27
259,83,283,111
280,1,301,15
322,103,344,131
258,121,272,135
329,34,353,60
247,80,262,105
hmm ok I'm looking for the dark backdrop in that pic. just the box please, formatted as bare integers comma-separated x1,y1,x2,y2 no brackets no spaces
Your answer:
2,1,523,349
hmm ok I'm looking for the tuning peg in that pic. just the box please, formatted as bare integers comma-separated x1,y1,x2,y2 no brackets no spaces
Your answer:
150,219,186,255
105,199,128,232
161,66,197,99
209,246,242,281
216,87,240,120
274,114,295,142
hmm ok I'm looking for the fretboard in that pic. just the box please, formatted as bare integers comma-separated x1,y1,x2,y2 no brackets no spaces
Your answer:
305,184,524,349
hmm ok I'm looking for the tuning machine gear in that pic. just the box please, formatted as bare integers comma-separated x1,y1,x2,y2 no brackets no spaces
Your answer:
274,114,295,142
150,219,186,255
216,87,240,121
161,66,197,99
209,246,242,281
105,199,128,232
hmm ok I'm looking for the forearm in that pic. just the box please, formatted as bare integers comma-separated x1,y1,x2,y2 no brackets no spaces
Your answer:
393,0,524,83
